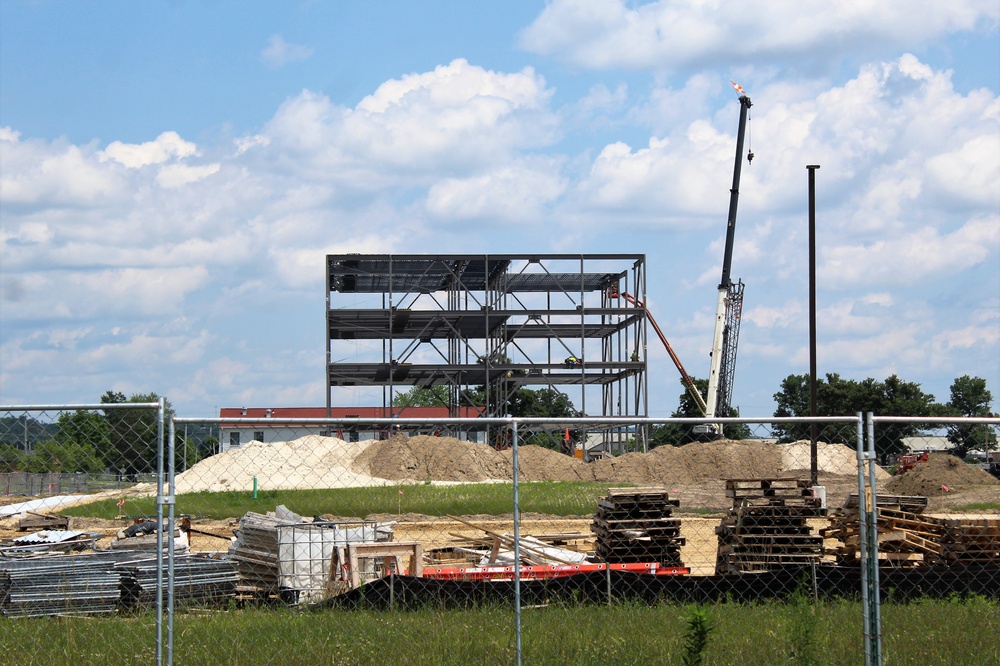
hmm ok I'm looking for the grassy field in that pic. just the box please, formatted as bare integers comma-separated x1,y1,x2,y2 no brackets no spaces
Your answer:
63,481,632,520
2,597,998,665
66,481,1000,521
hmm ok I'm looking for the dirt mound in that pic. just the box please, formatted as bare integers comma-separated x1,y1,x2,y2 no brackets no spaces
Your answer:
352,436,877,488
592,450,668,485
501,445,594,482
353,434,511,482
885,453,1000,497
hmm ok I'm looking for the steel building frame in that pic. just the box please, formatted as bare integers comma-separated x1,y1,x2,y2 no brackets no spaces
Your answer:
326,254,649,449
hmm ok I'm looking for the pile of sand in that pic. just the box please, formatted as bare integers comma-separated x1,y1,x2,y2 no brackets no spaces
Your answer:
778,440,891,481
885,453,1000,497
173,433,902,494
173,435,389,493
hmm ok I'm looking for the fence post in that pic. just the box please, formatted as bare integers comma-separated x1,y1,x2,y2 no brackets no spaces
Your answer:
156,399,166,666
511,421,521,666
167,412,176,666
512,419,522,666
856,412,882,666
864,413,882,665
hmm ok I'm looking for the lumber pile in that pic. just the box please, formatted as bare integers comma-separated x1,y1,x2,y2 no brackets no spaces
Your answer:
17,511,69,532
444,514,589,567
824,496,1000,567
823,507,944,567
715,478,825,575
591,487,684,566
937,517,1000,564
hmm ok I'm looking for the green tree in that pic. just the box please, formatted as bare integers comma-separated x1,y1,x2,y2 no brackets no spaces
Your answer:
21,438,104,473
651,378,750,448
0,443,22,472
101,391,172,475
772,373,940,460
0,415,57,452
392,386,451,408
943,375,996,458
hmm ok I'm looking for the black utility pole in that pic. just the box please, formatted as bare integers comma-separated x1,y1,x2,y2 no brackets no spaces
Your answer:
807,165,820,487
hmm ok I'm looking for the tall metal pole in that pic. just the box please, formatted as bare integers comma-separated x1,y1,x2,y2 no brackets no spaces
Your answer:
807,165,820,487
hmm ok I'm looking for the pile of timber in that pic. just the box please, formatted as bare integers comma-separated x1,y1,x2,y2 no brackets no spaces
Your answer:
824,496,1000,566
591,487,684,566
442,514,589,567
937,517,1000,564
715,478,825,575
17,511,69,532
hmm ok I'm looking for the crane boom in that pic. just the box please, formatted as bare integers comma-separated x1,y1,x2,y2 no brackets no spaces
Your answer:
621,293,707,416
705,90,752,425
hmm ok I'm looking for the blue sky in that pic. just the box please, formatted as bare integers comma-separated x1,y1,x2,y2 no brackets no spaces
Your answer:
1,0,998,418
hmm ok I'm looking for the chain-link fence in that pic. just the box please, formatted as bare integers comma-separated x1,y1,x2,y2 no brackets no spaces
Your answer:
2,408,998,665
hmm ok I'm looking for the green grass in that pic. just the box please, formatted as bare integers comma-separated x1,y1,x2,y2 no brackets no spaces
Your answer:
952,501,1000,511
63,481,635,520
3,598,998,666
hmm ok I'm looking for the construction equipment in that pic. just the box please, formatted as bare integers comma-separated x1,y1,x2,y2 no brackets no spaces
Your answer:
895,452,929,475
618,292,707,417
699,82,753,437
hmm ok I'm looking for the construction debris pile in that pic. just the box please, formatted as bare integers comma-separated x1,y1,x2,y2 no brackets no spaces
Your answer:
715,478,825,575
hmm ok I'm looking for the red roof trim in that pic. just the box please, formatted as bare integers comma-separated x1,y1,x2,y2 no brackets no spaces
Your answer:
218,406,483,419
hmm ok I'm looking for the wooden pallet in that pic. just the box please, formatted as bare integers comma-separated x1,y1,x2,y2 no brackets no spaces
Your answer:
716,479,825,574
726,478,815,503
591,488,685,567
17,511,69,531
845,494,928,513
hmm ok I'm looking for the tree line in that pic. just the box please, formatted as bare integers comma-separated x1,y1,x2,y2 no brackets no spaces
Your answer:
397,373,996,461
0,391,215,475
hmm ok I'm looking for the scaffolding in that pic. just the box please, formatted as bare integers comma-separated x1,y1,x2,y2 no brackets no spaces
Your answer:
326,254,649,450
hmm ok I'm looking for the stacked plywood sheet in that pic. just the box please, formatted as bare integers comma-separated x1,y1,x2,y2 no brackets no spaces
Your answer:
715,478,825,575
591,487,684,566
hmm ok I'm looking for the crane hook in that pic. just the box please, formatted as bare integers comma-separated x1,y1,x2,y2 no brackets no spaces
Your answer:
747,150,754,164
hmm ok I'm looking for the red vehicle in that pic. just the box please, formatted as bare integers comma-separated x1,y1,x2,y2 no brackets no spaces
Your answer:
895,452,929,475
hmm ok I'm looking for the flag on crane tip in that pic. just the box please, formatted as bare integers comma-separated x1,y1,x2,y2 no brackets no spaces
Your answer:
730,80,745,95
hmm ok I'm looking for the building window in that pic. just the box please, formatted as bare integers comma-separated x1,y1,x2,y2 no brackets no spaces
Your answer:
230,432,240,448
254,431,264,443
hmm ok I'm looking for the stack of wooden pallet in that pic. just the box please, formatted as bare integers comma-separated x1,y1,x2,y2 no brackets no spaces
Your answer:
938,517,1000,565
591,487,684,566
715,478,825,575
822,496,940,566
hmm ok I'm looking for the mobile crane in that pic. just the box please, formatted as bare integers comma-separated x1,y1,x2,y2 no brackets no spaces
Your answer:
696,82,753,437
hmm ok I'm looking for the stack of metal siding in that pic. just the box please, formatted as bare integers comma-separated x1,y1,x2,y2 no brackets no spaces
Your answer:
115,554,238,608
0,553,123,617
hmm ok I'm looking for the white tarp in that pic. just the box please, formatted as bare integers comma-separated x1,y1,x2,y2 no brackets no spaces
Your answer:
276,522,393,598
